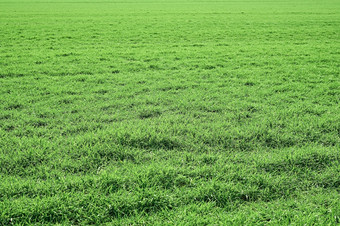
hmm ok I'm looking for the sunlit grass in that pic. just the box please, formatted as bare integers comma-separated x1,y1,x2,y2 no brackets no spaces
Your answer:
0,0,339,224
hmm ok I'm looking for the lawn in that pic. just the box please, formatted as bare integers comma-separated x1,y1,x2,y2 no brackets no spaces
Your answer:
0,0,339,224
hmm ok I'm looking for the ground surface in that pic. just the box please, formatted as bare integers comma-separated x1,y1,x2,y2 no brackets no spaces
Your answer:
0,0,339,224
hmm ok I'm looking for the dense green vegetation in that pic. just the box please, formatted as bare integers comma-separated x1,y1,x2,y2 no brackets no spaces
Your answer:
0,0,339,224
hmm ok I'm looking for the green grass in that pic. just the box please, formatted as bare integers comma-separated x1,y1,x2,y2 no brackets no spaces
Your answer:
0,0,339,224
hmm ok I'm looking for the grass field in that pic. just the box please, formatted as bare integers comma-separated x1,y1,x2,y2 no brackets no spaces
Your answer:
0,0,339,224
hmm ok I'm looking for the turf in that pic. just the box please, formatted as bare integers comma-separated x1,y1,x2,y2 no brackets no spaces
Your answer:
0,0,339,224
